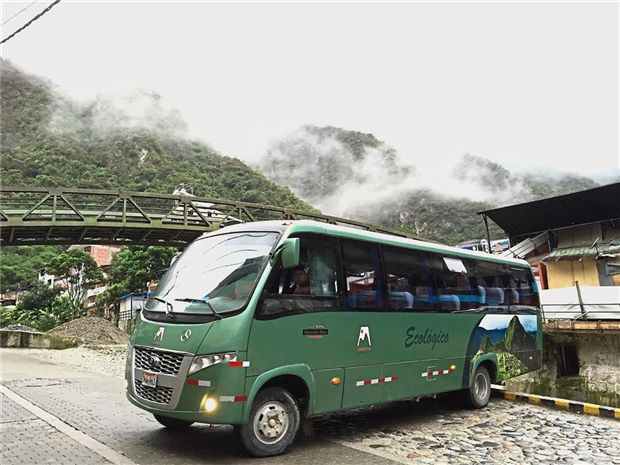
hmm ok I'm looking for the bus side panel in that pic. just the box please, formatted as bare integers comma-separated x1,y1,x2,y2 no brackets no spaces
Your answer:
313,368,345,415
383,358,468,402
342,365,384,409
380,313,481,402
248,312,485,414
247,313,351,417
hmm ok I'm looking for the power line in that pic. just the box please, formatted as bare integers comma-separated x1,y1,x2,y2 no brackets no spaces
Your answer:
0,0,61,45
1,1,38,28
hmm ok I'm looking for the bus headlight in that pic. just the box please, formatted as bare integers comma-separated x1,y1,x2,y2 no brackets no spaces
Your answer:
188,352,237,375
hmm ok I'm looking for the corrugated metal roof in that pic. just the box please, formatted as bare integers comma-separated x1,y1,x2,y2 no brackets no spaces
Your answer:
544,244,620,261
478,182,620,238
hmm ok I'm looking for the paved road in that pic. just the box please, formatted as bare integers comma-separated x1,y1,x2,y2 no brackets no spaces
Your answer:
0,350,395,465
1,349,619,465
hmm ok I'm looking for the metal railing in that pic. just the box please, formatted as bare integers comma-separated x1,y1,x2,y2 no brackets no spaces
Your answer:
540,281,620,322
541,304,620,322
0,186,409,246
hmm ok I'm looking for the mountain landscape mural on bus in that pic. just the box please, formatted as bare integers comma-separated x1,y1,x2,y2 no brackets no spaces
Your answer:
472,314,539,380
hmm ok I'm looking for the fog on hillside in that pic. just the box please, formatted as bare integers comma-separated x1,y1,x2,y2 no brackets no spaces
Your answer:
257,125,605,243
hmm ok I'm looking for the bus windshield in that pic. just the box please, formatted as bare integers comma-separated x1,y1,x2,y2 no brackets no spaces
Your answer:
146,231,279,315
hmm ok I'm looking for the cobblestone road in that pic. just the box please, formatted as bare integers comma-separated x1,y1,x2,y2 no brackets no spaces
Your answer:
317,397,620,465
1,348,619,465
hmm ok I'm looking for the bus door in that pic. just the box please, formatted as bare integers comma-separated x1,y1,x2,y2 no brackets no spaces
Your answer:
249,234,346,415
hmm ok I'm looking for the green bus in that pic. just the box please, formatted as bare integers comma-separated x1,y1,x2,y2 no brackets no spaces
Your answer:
126,220,541,456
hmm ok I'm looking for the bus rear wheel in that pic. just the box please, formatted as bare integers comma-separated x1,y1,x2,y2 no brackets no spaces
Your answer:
463,365,491,409
153,414,194,430
240,387,300,457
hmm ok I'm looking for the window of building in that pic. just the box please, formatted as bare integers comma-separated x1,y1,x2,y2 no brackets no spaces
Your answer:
557,345,579,377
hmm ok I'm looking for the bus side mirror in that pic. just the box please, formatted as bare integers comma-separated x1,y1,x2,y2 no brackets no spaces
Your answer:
279,238,300,269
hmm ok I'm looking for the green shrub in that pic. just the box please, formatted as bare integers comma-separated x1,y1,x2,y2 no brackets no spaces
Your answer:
1,295,74,332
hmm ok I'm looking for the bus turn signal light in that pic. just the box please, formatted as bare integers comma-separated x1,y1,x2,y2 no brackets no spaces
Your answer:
331,377,341,385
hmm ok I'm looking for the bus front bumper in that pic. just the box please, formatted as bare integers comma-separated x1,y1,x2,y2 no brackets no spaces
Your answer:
126,345,248,425
126,389,245,424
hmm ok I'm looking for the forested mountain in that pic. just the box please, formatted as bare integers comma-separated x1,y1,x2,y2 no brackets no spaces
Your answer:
258,126,603,243
0,60,313,291
0,60,311,207
0,59,609,291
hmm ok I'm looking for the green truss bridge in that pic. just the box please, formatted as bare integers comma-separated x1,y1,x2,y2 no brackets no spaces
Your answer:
0,187,405,246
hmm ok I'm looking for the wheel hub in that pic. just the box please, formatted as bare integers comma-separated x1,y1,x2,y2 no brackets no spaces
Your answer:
253,401,289,444
474,372,489,400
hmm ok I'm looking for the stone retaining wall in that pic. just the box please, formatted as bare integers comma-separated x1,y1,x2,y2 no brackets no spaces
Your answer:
505,331,620,408
0,330,79,349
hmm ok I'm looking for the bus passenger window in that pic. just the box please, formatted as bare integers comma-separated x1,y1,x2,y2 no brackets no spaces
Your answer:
475,262,510,307
509,268,539,307
431,256,479,312
383,246,434,311
341,240,385,311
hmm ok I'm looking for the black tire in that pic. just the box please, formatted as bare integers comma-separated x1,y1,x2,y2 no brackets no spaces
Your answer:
153,414,194,430
239,387,301,457
462,365,492,409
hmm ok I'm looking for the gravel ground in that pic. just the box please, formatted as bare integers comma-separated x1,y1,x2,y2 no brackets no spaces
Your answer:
1,346,127,379
47,317,129,345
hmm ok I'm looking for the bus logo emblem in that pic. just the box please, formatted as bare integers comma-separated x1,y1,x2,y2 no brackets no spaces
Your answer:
180,329,192,342
154,327,165,342
148,355,162,370
357,326,372,352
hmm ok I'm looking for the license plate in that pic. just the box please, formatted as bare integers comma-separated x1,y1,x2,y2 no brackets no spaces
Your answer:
142,371,157,388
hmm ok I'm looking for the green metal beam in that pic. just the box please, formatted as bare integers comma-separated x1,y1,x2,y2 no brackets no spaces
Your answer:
0,187,408,246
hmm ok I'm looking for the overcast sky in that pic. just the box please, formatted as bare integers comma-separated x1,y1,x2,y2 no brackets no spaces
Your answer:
1,1,619,177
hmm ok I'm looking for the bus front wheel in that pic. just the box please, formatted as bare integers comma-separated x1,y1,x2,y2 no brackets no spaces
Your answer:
463,365,491,409
240,387,300,457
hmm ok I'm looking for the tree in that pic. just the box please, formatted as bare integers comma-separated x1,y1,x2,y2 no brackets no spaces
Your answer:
97,246,178,310
15,281,61,312
45,249,103,313
109,246,178,292
0,246,63,292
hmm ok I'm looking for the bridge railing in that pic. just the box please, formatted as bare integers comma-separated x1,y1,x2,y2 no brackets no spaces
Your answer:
0,187,407,246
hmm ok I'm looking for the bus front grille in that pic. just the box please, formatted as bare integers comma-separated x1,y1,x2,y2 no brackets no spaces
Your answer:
134,380,174,405
134,347,185,376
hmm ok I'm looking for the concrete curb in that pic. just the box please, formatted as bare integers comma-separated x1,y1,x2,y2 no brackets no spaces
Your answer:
492,388,620,420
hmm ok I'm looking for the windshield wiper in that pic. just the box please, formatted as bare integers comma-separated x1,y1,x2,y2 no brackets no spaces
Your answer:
148,296,175,318
175,298,223,319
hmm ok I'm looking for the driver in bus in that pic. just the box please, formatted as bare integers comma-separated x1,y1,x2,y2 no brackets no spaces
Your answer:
284,265,312,295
